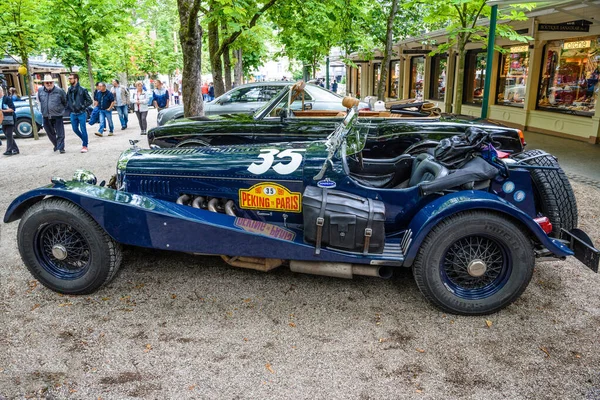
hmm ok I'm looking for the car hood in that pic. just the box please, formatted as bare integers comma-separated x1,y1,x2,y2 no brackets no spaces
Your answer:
119,140,321,183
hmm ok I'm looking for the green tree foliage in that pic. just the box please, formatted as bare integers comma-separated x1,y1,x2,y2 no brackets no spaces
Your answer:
373,1,437,99
44,0,137,89
203,0,280,96
135,0,183,78
271,0,345,79
417,0,534,114
231,26,272,78
0,0,48,139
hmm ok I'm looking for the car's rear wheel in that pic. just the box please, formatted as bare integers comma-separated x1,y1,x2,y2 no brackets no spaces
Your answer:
14,118,34,138
413,211,534,315
513,149,577,237
18,199,122,294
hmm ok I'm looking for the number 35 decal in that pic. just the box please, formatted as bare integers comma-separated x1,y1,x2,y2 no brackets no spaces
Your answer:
247,148,306,175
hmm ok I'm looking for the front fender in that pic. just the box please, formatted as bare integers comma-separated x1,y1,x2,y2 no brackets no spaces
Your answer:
4,182,159,225
4,182,378,265
15,107,44,127
402,190,573,266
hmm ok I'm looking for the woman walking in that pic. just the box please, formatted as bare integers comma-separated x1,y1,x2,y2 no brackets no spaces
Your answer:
131,81,149,135
0,87,19,156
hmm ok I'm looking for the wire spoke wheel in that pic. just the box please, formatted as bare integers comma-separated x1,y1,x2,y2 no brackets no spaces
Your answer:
18,199,122,294
35,223,91,280
441,235,511,299
413,211,534,315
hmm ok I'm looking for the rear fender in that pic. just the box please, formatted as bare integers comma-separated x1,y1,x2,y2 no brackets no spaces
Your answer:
402,190,573,266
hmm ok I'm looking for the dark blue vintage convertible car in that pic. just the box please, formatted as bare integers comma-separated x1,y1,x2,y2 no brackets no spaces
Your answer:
4,98,598,315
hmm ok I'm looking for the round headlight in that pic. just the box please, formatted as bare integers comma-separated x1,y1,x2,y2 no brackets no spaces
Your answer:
72,169,97,185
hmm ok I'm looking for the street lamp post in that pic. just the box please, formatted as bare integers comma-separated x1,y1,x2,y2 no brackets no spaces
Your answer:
480,4,498,120
326,56,330,90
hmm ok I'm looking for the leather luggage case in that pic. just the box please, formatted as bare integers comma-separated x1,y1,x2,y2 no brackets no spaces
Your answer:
303,186,386,254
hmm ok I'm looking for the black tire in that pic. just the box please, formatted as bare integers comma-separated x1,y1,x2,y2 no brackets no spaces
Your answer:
513,149,577,237
17,198,122,294
413,211,534,315
14,118,34,138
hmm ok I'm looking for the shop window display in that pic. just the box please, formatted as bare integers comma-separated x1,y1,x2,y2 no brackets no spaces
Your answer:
497,45,529,107
410,56,425,99
463,50,486,105
538,38,599,117
389,61,400,98
429,55,447,101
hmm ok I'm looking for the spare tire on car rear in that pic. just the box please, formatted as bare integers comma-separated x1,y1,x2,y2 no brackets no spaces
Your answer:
513,149,577,237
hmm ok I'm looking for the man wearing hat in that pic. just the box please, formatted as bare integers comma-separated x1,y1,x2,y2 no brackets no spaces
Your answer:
37,74,67,153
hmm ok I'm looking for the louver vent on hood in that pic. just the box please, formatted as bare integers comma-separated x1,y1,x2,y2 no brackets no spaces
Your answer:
201,147,258,154
149,148,199,155
139,179,171,196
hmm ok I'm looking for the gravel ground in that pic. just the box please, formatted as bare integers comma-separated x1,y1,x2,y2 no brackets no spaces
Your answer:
1,112,599,399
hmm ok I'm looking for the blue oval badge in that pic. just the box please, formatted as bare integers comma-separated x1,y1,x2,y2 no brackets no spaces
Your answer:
317,178,336,189
502,181,515,194
514,190,526,202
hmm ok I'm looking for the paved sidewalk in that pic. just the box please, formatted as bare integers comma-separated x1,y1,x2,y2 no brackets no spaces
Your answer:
523,130,600,186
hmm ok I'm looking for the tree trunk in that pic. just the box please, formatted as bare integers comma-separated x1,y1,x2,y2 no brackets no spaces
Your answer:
208,19,225,97
24,58,39,140
221,22,232,91
177,0,204,117
83,32,94,89
454,46,466,115
234,48,243,85
377,0,399,101
223,44,232,91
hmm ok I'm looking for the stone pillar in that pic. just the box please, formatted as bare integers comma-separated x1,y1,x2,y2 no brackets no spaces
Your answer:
402,56,411,99
486,50,501,114
447,50,458,113
524,32,543,112
423,49,432,101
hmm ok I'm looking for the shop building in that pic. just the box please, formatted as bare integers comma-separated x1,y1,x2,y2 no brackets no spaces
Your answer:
346,0,600,144
0,57,69,96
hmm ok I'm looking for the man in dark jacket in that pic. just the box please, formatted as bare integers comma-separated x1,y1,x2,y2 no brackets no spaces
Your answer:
37,74,67,153
67,73,93,153
93,82,115,137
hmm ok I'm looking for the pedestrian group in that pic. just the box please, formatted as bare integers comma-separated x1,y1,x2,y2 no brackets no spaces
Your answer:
0,74,175,156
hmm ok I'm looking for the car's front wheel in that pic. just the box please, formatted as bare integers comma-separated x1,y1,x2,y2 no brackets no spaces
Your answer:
413,211,534,315
17,199,122,294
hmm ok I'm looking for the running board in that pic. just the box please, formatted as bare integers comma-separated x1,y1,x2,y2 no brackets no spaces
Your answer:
323,237,408,267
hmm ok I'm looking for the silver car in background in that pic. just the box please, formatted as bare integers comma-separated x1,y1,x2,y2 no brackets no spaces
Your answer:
157,81,358,126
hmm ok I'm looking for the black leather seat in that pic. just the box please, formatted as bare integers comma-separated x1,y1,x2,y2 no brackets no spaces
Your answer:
348,154,413,188
407,154,449,187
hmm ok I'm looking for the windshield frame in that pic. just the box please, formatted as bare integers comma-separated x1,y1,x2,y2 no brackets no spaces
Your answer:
252,85,294,120
313,108,364,180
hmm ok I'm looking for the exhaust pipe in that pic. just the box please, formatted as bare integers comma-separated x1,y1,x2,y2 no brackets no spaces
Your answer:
192,196,205,209
224,200,236,216
207,198,219,212
176,194,191,205
289,261,393,279
204,198,281,271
